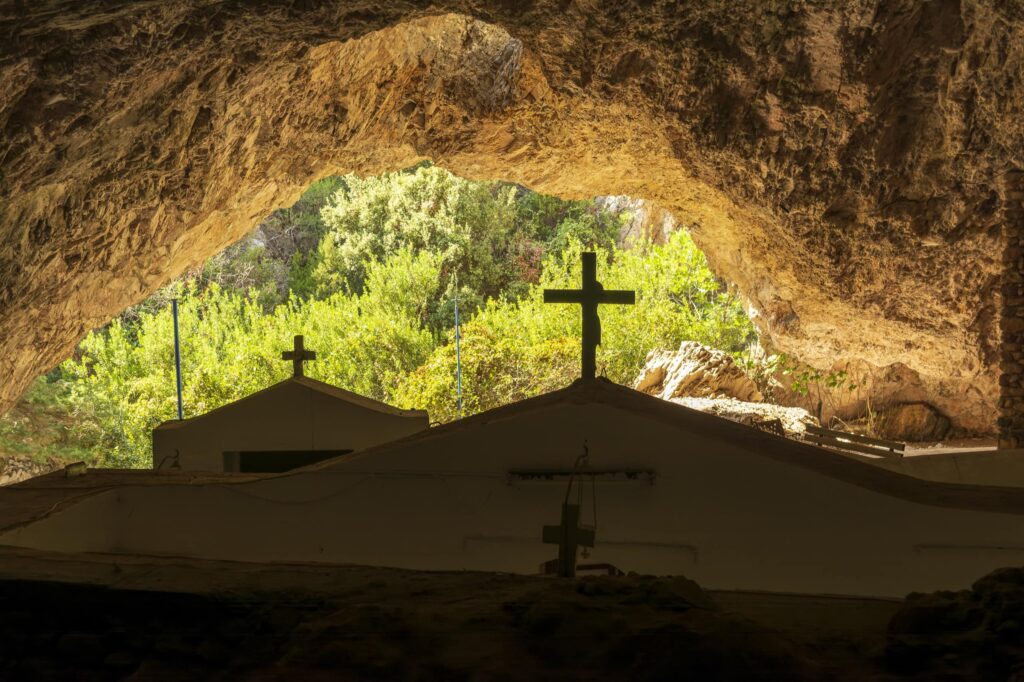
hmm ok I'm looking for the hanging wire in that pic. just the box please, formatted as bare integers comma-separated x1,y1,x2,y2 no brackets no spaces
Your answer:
453,274,464,419
563,440,590,504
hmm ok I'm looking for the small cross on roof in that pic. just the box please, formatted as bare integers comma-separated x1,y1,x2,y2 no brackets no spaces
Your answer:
282,334,316,378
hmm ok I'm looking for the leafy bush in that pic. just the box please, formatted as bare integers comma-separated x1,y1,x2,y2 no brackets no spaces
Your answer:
396,233,755,420
61,252,437,467
315,166,621,332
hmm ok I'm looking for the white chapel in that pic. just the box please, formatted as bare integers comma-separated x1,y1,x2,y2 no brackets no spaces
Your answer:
151,335,429,473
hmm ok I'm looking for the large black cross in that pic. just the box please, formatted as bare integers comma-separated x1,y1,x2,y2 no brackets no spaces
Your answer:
282,334,317,378
544,252,635,380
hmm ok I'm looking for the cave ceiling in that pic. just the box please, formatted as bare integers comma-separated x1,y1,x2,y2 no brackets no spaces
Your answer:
1,0,1022,432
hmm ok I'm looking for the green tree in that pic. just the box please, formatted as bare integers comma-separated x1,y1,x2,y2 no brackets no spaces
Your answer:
61,250,439,467
316,166,516,301
315,166,623,331
396,232,755,421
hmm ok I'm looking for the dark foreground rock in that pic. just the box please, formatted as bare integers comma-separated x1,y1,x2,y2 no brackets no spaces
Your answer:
886,567,1024,681
0,572,865,681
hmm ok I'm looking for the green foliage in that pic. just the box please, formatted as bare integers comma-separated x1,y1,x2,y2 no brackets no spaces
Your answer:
316,166,516,301
394,324,579,423
783,364,857,398
61,252,437,467
396,232,755,421
517,191,620,256
23,169,757,468
735,345,785,400
0,376,98,466
785,361,857,423
735,348,859,410
315,166,621,331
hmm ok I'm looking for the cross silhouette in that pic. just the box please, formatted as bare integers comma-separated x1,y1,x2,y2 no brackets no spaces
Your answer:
544,252,635,380
282,334,317,377
542,503,596,578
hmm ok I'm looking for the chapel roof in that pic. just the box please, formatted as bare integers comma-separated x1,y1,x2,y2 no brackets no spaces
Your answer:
0,468,267,535
299,378,1024,516
153,375,427,431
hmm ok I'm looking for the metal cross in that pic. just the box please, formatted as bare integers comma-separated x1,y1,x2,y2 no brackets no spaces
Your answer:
282,334,317,378
543,252,635,380
542,502,596,578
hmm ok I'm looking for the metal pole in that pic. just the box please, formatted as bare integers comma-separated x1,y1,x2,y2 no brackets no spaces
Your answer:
172,298,184,420
454,297,463,418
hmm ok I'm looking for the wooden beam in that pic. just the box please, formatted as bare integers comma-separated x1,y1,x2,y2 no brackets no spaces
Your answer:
805,425,905,452
804,434,904,459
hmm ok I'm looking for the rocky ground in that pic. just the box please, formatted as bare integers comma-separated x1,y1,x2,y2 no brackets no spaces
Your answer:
887,568,1024,681
0,546,1021,680
670,395,819,435
634,341,821,434
0,566,861,680
634,342,968,444
0,379,94,485
0,456,61,487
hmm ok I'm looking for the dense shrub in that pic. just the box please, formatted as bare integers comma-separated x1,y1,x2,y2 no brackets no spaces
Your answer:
61,252,436,467
395,234,755,421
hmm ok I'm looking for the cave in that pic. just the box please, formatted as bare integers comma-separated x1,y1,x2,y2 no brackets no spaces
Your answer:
3,1,1020,438
3,2,1024,677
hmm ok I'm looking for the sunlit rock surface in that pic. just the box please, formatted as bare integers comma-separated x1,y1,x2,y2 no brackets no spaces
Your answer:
635,341,764,403
671,396,818,436
2,1,1020,432
595,195,677,246
633,341,818,434
874,402,952,442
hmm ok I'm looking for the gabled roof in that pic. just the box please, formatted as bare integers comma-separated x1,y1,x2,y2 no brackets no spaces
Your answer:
300,378,1024,516
154,376,427,430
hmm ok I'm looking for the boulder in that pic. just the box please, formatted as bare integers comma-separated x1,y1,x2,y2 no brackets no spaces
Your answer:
634,342,817,434
634,341,763,403
671,396,818,435
886,567,1024,680
874,403,951,443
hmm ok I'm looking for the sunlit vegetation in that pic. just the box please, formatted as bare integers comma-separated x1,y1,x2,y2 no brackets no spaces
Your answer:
395,236,754,422
10,165,755,468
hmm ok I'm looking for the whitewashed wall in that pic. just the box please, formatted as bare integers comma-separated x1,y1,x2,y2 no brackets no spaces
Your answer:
152,379,428,471
9,402,1024,598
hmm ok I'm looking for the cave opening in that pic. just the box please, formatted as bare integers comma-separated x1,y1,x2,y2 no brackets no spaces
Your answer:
1,162,998,482
0,5,1012,480
2,165,775,475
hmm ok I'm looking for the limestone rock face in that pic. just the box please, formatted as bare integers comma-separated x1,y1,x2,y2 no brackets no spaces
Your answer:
635,342,763,403
595,196,676,246
671,396,818,436
1,1,1021,433
873,403,952,443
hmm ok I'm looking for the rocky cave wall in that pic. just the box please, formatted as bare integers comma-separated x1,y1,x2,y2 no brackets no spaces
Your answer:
1,0,1022,433
1000,170,1024,447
